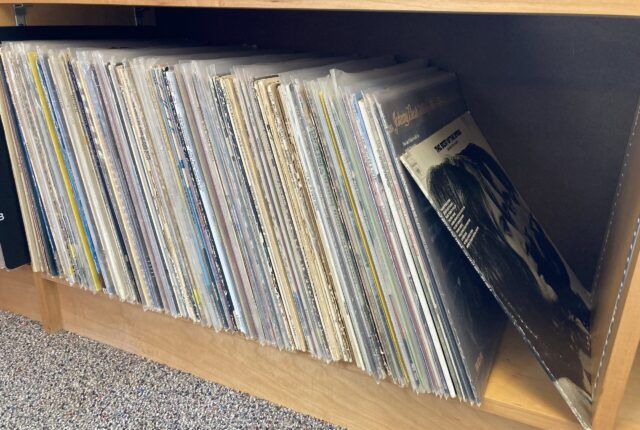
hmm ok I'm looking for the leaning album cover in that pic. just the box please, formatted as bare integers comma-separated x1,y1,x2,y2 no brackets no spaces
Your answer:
379,76,594,429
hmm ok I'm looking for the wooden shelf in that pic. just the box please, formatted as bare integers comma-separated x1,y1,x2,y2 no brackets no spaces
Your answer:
0,0,640,430
0,265,627,430
0,6,637,429
618,353,640,430
0,0,638,17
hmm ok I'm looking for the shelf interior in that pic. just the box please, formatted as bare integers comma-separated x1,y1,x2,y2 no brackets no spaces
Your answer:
0,9,638,429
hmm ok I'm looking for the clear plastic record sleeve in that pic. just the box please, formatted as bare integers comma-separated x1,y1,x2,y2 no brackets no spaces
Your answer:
255,76,321,354
276,56,397,379
158,51,280,331
367,76,505,400
315,60,462,394
43,45,138,301
0,39,594,421
2,42,89,287
174,53,294,338
304,74,409,387
235,56,358,362
206,55,301,347
332,62,462,397
391,74,593,428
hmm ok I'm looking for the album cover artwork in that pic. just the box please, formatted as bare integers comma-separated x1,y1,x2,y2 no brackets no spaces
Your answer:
371,72,505,402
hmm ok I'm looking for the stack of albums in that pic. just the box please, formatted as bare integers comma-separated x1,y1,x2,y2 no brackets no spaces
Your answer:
0,41,593,427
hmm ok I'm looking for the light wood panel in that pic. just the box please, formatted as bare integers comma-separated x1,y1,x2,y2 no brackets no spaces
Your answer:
0,0,638,17
35,275,63,333
482,329,578,429
591,100,640,430
0,265,40,320
58,284,574,429
0,4,135,26
617,352,640,430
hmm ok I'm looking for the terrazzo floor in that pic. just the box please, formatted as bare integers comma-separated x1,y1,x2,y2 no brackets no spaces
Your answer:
0,310,342,429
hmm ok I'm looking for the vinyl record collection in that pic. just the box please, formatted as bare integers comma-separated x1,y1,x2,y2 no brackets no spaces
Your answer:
0,41,506,403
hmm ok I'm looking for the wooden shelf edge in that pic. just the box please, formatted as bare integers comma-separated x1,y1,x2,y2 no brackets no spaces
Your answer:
0,266,582,429
0,0,638,17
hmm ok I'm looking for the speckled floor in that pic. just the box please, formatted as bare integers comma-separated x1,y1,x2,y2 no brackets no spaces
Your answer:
0,310,341,429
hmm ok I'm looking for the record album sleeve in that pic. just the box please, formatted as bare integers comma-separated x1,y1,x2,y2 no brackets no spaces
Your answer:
393,75,593,429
